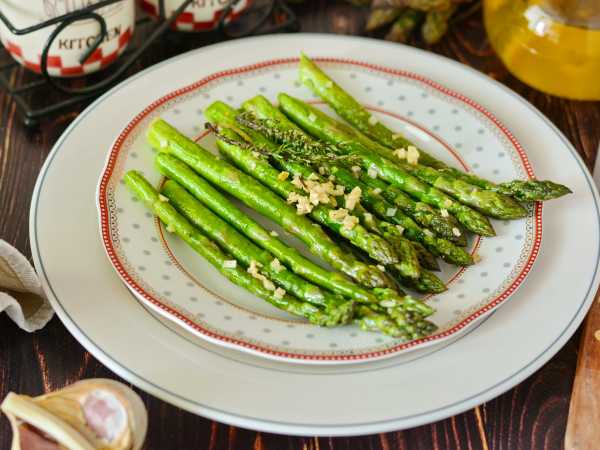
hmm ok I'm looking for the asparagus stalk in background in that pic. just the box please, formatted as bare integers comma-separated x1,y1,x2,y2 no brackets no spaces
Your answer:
162,179,355,323
422,4,457,44
385,8,422,42
366,7,404,31
123,171,337,326
155,153,418,312
373,0,451,11
148,119,389,289
277,93,495,236
298,53,571,202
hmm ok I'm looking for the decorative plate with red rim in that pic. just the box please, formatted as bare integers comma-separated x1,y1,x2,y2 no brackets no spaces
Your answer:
97,57,542,364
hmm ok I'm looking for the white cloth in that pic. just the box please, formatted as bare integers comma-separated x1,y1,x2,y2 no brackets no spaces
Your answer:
0,240,53,332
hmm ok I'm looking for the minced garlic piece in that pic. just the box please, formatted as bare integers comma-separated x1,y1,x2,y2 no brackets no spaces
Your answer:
386,207,397,217
364,212,373,221
158,194,169,203
393,148,407,160
444,198,453,208
308,112,317,122
274,287,286,299
342,215,359,230
396,225,405,235
328,174,336,182
452,227,462,237
329,208,349,222
367,164,379,179
277,171,289,181
351,166,362,177
368,115,378,126
473,253,482,263
291,175,304,189
345,186,362,211
377,264,386,272
270,258,284,272
248,260,275,291
372,187,382,195
307,172,319,181
331,184,345,196
318,166,326,175
406,145,420,165
287,192,313,215
252,151,261,158
440,208,449,218
223,260,237,269
270,230,279,237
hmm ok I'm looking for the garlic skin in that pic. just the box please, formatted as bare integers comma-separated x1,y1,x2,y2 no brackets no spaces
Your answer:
1,379,147,450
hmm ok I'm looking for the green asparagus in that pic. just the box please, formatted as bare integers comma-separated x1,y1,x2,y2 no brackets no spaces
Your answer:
385,8,422,43
277,92,495,236
148,118,389,289
124,171,337,326
162,179,354,323
298,53,571,202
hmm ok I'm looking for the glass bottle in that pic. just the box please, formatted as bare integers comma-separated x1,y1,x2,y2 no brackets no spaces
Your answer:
484,0,600,100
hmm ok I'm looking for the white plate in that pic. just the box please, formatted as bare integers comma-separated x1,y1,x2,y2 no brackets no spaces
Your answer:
31,34,600,435
97,56,541,363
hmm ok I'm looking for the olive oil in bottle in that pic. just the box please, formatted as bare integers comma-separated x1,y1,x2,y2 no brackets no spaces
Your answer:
484,0,600,100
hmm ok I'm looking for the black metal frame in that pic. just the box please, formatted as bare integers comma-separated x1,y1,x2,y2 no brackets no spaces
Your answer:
0,0,298,126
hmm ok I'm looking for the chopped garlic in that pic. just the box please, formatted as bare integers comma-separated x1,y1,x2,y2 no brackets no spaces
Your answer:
440,208,449,218
377,264,386,272
328,174,336,182
248,260,275,291
252,151,261,158
345,186,362,211
307,172,319,181
351,166,362,178
329,208,349,222
406,145,420,165
308,112,317,122
318,166,326,175
473,253,482,263
368,115,378,126
277,171,289,181
270,258,284,272
393,148,407,160
424,229,434,237
270,230,279,237
223,260,237,269
367,164,379,179
274,287,286,299
331,184,345,196
444,199,453,208
342,215,359,230
295,196,313,215
396,225,405,235
452,227,462,237
291,175,304,189
158,194,169,203
386,207,397,217
364,212,373,221
372,187,382,195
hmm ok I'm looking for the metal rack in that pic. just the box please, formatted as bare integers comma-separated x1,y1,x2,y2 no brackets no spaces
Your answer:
0,0,298,126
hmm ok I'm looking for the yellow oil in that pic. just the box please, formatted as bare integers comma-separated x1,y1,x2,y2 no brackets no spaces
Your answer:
484,0,600,100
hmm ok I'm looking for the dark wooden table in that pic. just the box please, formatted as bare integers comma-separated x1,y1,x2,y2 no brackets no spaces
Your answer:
2,2,600,449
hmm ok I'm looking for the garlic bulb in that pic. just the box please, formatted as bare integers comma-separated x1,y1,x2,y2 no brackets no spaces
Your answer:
1,379,147,450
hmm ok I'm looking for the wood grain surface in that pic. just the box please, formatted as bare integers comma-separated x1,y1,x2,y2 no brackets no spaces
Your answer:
1,1,599,449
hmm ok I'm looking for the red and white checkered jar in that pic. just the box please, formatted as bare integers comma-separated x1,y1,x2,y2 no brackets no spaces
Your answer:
0,1,135,77
140,0,249,32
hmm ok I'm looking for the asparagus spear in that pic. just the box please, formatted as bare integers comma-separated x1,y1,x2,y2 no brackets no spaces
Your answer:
124,170,338,326
277,93,495,236
155,153,427,316
328,164,474,266
359,174,466,244
238,95,466,240
297,53,571,202
162,179,354,323
366,7,404,32
385,8,422,42
148,119,389,289
422,4,457,44
213,127,400,266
